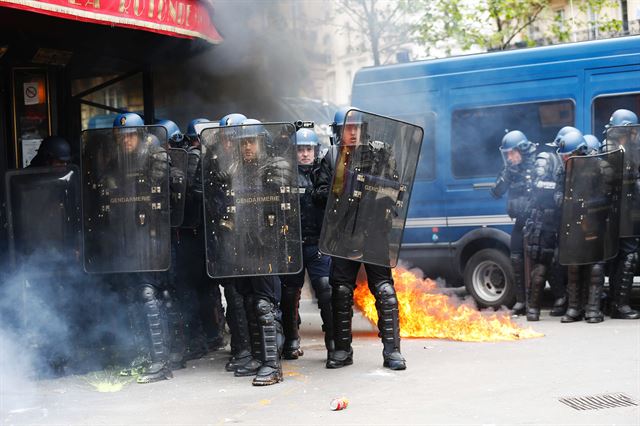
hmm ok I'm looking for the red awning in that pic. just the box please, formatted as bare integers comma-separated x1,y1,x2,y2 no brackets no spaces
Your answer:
0,0,222,44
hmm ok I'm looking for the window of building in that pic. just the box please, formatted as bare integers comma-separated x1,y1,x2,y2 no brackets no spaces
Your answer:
451,100,575,179
592,93,640,135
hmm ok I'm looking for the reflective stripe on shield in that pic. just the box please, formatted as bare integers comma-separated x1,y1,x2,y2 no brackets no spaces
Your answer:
558,149,623,265
319,109,424,267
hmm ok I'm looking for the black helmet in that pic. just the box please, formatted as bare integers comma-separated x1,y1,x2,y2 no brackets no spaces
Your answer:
38,136,71,162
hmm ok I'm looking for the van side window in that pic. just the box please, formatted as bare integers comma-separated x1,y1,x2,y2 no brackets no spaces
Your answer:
592,93,640,135
451,100,575,179
398,112,436,181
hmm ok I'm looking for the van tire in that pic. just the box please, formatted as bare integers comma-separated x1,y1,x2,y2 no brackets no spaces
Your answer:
464,248,515,309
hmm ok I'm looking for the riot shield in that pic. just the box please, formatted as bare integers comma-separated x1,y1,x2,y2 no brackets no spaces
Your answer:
558,149,623,265
81,126,171,273
605,125,640,237
168,148,188,227
201,122,302,278
319,109,424,267
5,165,81,273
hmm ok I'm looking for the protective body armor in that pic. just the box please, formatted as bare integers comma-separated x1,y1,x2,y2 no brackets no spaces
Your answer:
298,164,324,245
491,153,535,221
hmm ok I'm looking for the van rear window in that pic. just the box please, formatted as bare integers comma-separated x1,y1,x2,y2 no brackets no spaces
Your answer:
451,100,575,179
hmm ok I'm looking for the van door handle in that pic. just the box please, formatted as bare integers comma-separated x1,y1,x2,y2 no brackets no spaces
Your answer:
473,182,495,190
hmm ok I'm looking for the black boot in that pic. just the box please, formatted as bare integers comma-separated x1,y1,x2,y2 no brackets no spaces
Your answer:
527,264,546,321
510,254,526,316
137,285,173,384
584,263,604,323
561,266,583,323
326,283,354,369
252,299,283,386
374,280,406,371
313,278,335,356
611,253,640,319
234,295,262,377
281,286,304,360
223,284,253,372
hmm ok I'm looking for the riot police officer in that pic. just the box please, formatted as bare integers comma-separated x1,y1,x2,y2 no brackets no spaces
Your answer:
490,130,536,316
604,109,640,320
555,131,618,323
158,119,185,148
279,127,333,360
84,113,174,382
313,108,406,370
29,135,72,167
176,117,226,359
524,130,565,321
214,118,288,385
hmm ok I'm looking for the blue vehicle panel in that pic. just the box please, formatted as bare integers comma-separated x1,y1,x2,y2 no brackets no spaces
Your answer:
351,36,640,304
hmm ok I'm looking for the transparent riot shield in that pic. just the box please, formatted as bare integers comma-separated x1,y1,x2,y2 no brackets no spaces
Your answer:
605,125,640,237
181,148,203,229
168,148,188,227
319,109,424,267
81,126,171,273
558,150,623,265
201,122,302,278
5,165,81,273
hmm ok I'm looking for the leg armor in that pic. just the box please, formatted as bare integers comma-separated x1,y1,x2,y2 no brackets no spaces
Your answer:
527,264,547,321
252,298,283,386
312,277,334,354
372,280,406,371
164,290,186,370
326,283,354,369
549,263,568,317
561,265,584,323
280,286,303,360
234,294,263,377
137,284,173,383
510,254,526,315
611,252,640,319
223,284,252,372
584,263,605,323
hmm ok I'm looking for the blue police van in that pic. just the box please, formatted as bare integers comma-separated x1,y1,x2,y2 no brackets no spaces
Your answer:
350,36,640,308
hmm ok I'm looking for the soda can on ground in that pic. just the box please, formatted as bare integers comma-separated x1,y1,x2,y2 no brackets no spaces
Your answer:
330,397,349,411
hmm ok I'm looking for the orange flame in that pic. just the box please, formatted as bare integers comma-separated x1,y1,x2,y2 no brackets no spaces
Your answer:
355,268,543,342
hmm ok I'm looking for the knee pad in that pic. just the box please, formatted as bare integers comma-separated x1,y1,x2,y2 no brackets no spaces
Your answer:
374,281,397,307
510,253,523,266
139,284,157,303
314,279,332,306
255,298,276,324
333,283,353,299
624,252,638,270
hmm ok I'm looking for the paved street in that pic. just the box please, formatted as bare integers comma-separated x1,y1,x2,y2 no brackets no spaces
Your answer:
2,298,639,426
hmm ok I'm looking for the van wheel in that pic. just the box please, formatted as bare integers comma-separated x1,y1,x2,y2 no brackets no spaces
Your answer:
464,248,515,309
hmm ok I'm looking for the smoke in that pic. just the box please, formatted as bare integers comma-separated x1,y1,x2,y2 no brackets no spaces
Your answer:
0,248,138,395
154,1,333,129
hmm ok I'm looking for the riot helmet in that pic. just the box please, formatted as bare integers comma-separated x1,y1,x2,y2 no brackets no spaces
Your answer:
547,126,581,148
296,127,319,166
219,113,247,127
158,119,184,146
583,134,601,154
113,112,144,153
499,130,534,165
239,118,268,163
331,106,352,144
556,130,588,157
606,109,638,129
31,135,72,167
